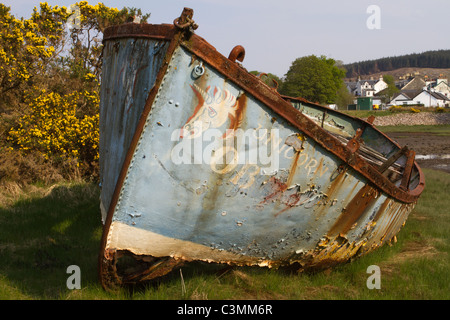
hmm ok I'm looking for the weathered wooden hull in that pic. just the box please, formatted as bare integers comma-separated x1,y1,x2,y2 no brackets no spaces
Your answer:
98,8,424,289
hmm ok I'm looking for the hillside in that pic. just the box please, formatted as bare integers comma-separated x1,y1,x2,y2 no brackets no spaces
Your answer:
343,49,450,78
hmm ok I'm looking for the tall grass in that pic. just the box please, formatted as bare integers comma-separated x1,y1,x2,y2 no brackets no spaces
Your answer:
0,168,448,299
0,182,104,299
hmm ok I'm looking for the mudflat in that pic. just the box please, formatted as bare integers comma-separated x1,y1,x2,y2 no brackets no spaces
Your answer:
386,131,450,173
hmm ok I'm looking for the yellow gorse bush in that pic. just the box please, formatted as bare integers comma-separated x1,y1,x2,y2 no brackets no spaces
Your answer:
388,105,403,112
1,2,149,179
8,90,99,166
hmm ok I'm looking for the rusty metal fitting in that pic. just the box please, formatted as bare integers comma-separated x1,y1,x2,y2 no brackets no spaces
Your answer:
228,45,245,63
173,8,198,31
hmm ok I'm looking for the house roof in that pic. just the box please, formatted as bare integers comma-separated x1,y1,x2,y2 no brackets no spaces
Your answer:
357,78,384,85
392,92,410,100
346,82,357,90
401,77,426,91
394,90,421,100
363,80,377,85
414,90,450,101
431,91,450,101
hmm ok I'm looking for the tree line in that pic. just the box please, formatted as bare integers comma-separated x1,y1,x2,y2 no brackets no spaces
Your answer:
343,49,450,78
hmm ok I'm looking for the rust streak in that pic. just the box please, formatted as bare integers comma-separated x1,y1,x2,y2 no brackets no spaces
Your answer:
229,93,247,132
286,150,301,189
328,184,380,237
384,203,411,242
325,166,348,200
372,197,391,223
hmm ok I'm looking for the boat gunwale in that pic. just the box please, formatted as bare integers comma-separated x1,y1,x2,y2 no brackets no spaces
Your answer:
102,21,424,204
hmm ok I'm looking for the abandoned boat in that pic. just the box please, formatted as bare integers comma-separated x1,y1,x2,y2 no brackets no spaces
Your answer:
98,8,425,289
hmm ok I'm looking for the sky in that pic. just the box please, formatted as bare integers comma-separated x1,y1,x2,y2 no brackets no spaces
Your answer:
3,0,450,78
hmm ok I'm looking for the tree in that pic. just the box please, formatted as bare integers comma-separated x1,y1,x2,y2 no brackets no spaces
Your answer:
0,2,150,104
65,2,150,82
280,55,346,105
380,74,399,103
0,3,65,99
335,83,355,110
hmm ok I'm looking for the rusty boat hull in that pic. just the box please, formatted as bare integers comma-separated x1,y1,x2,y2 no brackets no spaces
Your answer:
98,8,425,289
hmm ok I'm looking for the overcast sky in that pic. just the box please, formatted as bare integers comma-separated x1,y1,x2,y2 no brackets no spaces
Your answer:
3,0,450,77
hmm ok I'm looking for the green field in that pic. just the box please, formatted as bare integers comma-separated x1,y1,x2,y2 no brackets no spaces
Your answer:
379,124,450,135
0,165,448,300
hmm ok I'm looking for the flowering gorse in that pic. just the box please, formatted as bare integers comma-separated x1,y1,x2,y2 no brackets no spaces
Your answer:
1,2,149,179
8,89,99,166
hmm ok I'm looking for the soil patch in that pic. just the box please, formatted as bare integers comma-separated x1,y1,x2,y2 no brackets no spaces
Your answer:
380,240,438,278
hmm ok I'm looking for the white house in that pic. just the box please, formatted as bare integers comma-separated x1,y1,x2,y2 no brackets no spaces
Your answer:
389,89,450,107
354,75,388,97
432,78,450,98
414,90,450,107
373,76,388,93
355,79,374,96
390,92,417,106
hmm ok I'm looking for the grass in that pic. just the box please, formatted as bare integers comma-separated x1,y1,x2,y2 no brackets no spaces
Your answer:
378,124,450,135
339,110,394,118
0,182,105,299
0,168,448,300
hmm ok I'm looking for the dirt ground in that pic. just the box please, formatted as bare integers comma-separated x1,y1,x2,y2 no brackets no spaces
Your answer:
386,132,450,173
